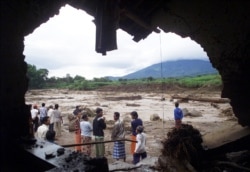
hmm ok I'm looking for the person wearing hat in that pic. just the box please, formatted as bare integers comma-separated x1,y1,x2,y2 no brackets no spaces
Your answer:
133,125,147,164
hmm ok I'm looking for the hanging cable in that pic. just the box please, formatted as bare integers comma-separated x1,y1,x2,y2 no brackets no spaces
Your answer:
159,30,165,130
159,31,163,98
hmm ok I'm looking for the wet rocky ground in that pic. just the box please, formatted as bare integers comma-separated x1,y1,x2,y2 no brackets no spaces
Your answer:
26,88,245,171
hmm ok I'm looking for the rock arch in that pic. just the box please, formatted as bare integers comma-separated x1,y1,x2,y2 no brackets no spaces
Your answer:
1,0,249,170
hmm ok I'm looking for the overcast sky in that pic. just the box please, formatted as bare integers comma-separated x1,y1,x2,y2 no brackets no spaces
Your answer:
24,4,208,80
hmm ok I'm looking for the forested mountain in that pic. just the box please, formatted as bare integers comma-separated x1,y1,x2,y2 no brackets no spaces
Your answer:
116,59,218,79
27,59,220,90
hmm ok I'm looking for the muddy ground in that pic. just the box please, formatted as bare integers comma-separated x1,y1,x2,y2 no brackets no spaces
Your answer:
25,86,247,165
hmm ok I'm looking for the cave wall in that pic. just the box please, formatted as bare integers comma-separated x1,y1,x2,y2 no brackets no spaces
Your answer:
150,1,250,126
0,1,67,170
0,0,249,170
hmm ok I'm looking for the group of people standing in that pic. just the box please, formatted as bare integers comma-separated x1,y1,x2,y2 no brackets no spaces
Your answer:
71,107,108,157
30,103,63,142
29,101,184,165
69,107,147,165
71,106,93,156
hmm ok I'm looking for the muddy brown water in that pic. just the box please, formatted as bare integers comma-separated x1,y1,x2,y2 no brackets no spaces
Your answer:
25,89,237,164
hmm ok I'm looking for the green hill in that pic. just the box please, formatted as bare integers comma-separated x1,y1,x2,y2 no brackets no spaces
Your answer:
120,59,218,79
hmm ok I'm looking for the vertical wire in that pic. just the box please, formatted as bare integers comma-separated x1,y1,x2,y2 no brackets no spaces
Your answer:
159,30,165,130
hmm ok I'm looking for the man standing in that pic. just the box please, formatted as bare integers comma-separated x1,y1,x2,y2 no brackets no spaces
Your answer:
30,104,39,133
47,105,54,131
53,104,63,137
93,108,106,157
111,112,126,161
174,102,183,128
39,103,47,124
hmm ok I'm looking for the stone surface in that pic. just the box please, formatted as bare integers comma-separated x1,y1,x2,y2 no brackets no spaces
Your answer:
1,0,250,171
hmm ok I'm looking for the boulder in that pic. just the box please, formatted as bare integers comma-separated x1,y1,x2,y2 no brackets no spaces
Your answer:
150,114,160,121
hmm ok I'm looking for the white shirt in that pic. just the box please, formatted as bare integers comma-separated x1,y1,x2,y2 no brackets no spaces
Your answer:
37,124,49,140
31,108,39,120
135,133,146,153
53,109,62,123
80,121,92,137
47,108,55,123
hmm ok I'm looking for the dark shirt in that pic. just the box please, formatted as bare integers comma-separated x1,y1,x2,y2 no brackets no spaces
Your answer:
93,116,106,136
131,118,143,136
73,108,81,115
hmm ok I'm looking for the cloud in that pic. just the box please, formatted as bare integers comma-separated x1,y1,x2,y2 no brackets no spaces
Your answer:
24,4,208,79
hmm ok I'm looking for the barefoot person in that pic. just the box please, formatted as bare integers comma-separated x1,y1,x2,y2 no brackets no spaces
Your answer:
130,111,143,155
111,112,126,161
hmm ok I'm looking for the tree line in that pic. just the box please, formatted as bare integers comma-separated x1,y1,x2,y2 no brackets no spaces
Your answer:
27,63,222,90
27,64,113,90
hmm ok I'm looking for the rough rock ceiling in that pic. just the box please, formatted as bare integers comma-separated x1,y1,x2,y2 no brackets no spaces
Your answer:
1,0,249,132
70,0,164,41
1,0,250,171
1,1,250,127
66,0,250,126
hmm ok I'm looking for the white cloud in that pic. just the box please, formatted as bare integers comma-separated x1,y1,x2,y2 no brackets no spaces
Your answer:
24,4,208,79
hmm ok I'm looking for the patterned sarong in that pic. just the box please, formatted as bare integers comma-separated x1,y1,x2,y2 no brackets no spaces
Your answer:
113,141,126,159
82,136,92,156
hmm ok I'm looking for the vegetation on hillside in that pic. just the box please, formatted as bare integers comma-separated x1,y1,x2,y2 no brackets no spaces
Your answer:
122,59,218,79
26,63,222,91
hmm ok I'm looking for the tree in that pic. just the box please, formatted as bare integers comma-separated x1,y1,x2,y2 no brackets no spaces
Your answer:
74,75,86,81
27,64,49,89
93,77,111,82
147,76,154,81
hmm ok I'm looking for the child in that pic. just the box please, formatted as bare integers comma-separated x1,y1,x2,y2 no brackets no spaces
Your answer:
133,125,147,164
